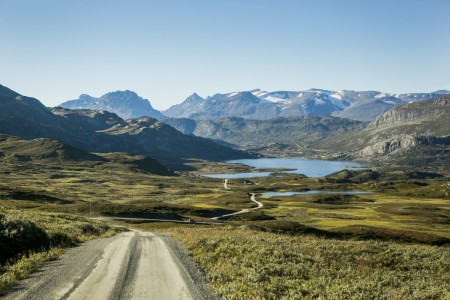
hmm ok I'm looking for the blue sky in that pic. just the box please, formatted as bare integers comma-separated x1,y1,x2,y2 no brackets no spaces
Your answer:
1,0,449,110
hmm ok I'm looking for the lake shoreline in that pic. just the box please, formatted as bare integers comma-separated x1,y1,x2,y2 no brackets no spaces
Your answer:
203,157,366,179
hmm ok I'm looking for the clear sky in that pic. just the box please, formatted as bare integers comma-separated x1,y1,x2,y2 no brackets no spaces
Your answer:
1,0,449,110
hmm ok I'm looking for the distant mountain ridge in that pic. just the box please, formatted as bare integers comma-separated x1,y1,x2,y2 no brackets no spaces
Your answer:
164,89,449,121
60,90,162,120
59,88,449,122
163,116,364,147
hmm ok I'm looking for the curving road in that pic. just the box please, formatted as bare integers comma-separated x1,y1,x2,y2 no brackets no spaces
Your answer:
2,231,210,300
223,179,230,190
212,193,263,220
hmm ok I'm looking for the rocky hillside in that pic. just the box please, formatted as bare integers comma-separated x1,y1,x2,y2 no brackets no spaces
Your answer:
367,97,450,131
164,89,449,121
59,90,163,119
0,84,253,163
320,96,450,166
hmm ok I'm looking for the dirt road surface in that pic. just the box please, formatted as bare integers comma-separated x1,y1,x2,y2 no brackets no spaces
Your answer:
212,193,263,219
2,231,214,300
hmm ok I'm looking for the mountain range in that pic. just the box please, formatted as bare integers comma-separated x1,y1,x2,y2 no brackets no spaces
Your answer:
164,89,449,121
2,82,448,168
164,94,450,166
0,84,253,168
60,88,449,122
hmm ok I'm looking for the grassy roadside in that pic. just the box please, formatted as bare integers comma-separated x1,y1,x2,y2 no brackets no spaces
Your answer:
165,225,450,300
0,209,119,292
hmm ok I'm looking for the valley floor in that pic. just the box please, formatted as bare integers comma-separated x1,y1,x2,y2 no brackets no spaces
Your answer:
1,159,449,299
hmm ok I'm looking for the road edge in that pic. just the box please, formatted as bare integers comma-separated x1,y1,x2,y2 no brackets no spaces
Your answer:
160,234,219,300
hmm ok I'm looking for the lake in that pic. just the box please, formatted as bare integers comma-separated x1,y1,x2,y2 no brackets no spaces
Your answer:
203,158,364,179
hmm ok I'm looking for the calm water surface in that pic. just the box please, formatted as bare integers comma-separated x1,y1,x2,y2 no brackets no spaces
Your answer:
204,158,364,179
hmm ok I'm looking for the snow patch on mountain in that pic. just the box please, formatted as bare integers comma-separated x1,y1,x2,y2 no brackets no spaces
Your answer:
264,95,286,102
383,100,397,105
330,92,343,100
315,99,326,105
375,93,388,99
251,90,268,97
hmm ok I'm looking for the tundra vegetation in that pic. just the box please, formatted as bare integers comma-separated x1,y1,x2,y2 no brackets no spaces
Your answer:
165,226,450,299
0,154,449,298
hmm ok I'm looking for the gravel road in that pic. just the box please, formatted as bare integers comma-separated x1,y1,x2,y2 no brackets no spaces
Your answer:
2,231,215,300
212,193,263,219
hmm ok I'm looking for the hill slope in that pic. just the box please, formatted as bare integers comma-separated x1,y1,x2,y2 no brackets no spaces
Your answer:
0,134,106,163
0,134,174,175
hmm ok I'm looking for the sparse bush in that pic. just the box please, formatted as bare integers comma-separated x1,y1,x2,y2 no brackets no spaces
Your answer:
0,210,114,292
0,214,50,265
48,232,77,247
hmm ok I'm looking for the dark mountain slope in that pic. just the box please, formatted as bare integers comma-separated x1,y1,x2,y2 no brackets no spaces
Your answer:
0,88,67,139
0,84,21,98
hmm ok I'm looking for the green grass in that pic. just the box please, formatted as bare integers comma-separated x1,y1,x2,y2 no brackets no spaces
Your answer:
0,249,63,291
248,173,450,241
166,226,450,300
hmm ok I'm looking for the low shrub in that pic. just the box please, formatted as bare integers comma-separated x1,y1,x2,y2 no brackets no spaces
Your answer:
0,214,50,265
170,226,450,299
